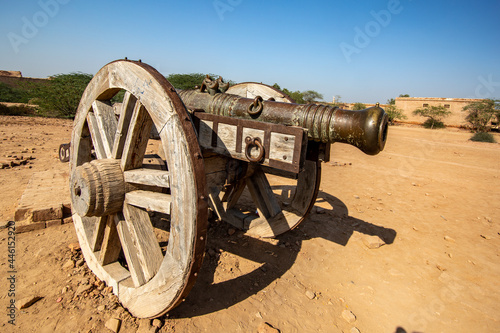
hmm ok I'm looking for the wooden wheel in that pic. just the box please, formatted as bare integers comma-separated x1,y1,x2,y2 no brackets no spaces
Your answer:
70,60,207,318
208,83,321,238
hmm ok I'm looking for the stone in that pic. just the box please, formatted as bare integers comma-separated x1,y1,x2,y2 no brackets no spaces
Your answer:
152,319,163,329
63,259,75,270
342,310,356,323
16,296,43,309
76,258,85,267
68,242,81,252
228,228,236,236
444,236,455,243
75,284,93,296
98,305,106,311
105,318,121,333
305,290,315,300
257,322,280,333
351,328,361,333
362,235,385,249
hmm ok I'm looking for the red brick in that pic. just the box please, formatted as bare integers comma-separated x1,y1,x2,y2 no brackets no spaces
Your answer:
14,207,31,221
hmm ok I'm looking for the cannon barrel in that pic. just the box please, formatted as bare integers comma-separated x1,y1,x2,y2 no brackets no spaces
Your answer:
178,90,388,155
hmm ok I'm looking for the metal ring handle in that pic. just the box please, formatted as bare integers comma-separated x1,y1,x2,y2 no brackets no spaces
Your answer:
244,136,265,163
247,96,264,116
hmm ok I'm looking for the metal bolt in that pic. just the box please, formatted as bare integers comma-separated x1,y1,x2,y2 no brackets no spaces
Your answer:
283,155,287,160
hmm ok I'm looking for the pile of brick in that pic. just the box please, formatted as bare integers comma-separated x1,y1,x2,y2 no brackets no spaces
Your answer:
14,171,73,233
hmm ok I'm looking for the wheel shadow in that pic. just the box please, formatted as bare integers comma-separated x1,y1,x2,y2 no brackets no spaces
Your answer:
169,189,397,318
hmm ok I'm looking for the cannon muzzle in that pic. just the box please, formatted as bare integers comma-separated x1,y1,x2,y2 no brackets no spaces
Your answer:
179,90,389,155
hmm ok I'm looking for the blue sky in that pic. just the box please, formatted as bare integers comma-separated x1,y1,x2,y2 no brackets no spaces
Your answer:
1,0,499,103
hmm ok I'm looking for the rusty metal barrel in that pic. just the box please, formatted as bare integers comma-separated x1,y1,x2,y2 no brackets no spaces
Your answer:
178,90,389,155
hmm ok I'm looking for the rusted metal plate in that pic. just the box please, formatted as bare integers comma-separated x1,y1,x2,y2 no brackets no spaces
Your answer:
192,112,307,173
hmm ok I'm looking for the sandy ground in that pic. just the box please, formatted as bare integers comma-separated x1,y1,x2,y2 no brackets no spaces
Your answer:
0,115,499,333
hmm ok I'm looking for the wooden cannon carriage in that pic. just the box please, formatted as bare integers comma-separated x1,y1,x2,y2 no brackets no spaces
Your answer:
69,60,388,318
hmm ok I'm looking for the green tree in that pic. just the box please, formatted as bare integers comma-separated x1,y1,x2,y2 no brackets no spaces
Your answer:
0,82,29,103
30,72,93,118
166,73,209,90
385,104,407,124
302,90,324,103
352,102,366,110
399,94,410,97
413,105,451,129
387,98,395,105
462,99,497,132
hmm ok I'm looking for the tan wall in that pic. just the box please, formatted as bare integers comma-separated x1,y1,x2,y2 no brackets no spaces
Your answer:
395,97,482,127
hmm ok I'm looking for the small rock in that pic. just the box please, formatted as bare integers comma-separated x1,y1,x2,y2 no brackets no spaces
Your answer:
105,317,121,333
257,322,280,333
137,319,155,333
342,309,356,323
362,235,385,249
74,284,92,296
16,296,43,309
480,234,491,240
315,207,326,214
63,259,75,270
228,228,236,236
444,236,455,243
76,258,85,267
61,286,68,294
56,297,63,303
152,319,163,329
256,312,263,319
68,242,81,252
305,290,315,300
98,305,106,311
351,328,361,333
353,195,360,199
208,248,216,257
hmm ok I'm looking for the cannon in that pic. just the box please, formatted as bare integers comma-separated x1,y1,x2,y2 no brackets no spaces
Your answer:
69,60,388,318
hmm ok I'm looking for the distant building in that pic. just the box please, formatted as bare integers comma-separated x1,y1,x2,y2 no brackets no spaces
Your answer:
395,97,482,127
0,70,48,89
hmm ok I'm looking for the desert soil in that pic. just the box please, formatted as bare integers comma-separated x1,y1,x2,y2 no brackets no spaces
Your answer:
0,115,499,333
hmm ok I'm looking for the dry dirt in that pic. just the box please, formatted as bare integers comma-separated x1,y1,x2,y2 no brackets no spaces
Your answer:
0,115,499,333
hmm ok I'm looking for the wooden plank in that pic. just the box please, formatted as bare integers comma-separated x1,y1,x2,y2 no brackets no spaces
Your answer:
99,215,122,265
123,168,170,188
125,190,172,215
91,216,107,252
208,188,243,229
269,132,295,164
114,213,146,287
86,112,107,159
246,169,282,219
122,203,163,283
120,103,153,171
92,100,118,158
112,92,137,159
217,123,237,151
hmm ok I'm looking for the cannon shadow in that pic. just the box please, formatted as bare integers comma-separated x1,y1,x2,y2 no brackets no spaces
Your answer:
169,189,397,318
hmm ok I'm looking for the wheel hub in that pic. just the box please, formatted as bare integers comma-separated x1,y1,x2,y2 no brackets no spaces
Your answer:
71,159,125,217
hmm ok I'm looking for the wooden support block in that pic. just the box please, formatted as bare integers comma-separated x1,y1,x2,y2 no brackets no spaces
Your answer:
45,219,62,228
32,205,63,222
15,221,46,234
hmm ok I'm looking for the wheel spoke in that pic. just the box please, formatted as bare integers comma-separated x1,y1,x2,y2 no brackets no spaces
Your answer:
91,216,107,252
121,102,153,171
123,168,170,188
86,111,107,159
246,168,282,219
99,215,122,265
92,100,118,158
114,213,147,287
112,92,137,159
125,190,172,215
122,203,163,284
